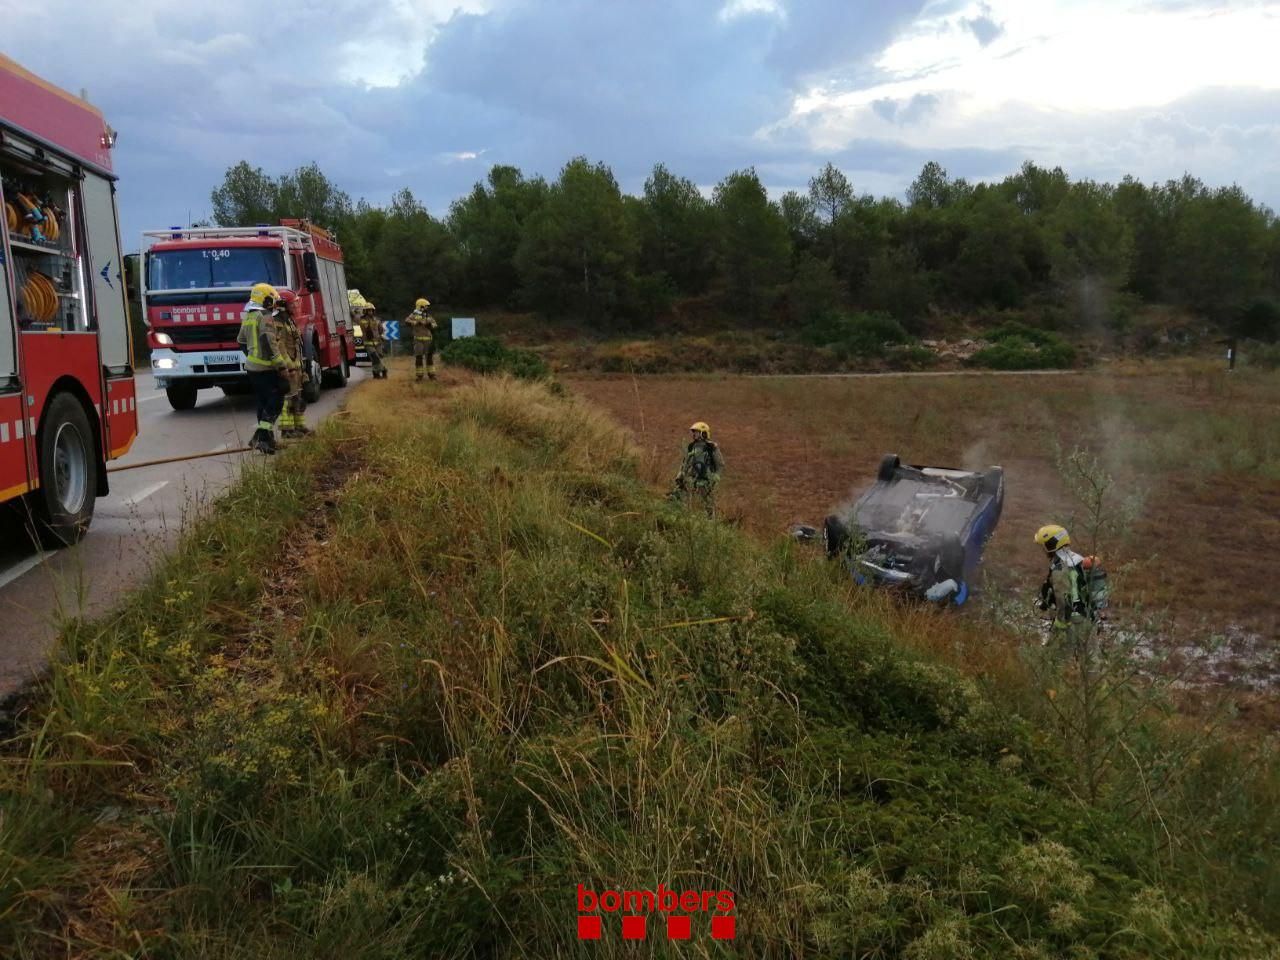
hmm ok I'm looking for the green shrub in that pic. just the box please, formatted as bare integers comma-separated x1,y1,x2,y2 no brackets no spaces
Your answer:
885,344,938,371
1246,342,1280,370
969,323,1077,369
803,311,912,358
441,335,550,380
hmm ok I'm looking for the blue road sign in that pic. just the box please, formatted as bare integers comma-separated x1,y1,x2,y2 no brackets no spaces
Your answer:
383,320,400,341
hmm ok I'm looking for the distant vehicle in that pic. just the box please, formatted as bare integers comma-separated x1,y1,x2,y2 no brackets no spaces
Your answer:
141,220,355,410
822,454,1004,606
1,53,137,544
351,322,368,365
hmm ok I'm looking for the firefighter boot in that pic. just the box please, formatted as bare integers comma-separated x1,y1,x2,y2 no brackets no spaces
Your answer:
251,428,276,455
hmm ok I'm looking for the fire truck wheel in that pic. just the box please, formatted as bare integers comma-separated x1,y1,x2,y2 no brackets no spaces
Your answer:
166,383,198,410
322,348,350,389
34,393,98,547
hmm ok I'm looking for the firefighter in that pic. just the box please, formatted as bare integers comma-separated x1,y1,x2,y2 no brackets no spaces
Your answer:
275,290,310,438
363,304,387,379
1034,524,1094,646
237,282,287,454
669,421,724,517
404,296,439,381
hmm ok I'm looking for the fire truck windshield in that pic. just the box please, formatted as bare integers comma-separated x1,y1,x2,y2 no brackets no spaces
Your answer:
147,247,286,292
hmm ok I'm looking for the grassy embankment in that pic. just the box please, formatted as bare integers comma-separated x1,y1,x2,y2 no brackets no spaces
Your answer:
1,368,1278,958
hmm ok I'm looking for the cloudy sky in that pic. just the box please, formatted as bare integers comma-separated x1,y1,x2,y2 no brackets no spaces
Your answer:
4,0,1278,246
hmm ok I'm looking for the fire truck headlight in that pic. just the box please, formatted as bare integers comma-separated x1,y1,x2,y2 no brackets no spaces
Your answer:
153,332,174,345
154,358,176,369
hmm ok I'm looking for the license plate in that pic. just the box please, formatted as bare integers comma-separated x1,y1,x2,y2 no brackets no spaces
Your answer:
206,353,242,365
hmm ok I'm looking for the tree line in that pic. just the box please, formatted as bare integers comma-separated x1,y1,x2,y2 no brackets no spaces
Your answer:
208,157,1280,340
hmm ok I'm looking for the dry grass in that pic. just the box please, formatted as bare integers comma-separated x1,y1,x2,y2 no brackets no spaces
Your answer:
568,363,1280,654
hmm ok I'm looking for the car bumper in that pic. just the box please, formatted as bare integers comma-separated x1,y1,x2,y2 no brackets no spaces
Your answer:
151,348,246,387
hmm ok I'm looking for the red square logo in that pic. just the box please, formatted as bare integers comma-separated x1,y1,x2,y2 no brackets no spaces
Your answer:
578,915,601,940
712,915,736,940
622,915,646,940
666,915,691,940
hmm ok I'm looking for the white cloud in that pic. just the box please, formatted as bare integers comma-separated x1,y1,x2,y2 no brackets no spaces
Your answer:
794,0,1280,117
718,0,786,22
774,0,1280,198
337,0,494,87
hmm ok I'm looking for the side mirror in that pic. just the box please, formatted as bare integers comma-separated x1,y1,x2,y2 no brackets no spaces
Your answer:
305,277,319,292
303,251,319,283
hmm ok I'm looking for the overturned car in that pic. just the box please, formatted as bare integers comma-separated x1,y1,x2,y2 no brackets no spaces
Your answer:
821,454,1004,606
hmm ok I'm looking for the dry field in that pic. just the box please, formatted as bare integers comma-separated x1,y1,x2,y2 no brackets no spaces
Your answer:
569,361,1280,686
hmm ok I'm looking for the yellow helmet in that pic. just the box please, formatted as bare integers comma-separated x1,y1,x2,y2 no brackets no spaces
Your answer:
690,421,711,439
1034,524,1070,552
415,297,430,309
249,282,280,308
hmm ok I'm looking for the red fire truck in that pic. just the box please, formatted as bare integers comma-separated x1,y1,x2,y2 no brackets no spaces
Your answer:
141,220,355,409
1,54,137,545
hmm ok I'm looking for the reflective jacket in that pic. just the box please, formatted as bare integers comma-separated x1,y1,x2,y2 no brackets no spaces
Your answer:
238,306,284,372
678,439,724,488
1042,547,1087,626
404,308,438,342
277,311,302,369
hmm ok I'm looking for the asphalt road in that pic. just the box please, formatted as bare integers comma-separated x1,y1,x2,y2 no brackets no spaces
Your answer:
0,366,366,697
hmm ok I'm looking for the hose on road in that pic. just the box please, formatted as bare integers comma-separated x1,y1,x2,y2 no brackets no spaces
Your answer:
107,446,254,474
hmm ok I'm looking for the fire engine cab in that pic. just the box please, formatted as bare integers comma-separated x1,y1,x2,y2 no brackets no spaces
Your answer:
142,220,355,410
1,54,136,545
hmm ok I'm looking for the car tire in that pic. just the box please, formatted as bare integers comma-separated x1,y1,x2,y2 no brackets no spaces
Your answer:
33,393,98,547
221,382,251,397
823,514,849,559
877,454,900,483
166,383,198,410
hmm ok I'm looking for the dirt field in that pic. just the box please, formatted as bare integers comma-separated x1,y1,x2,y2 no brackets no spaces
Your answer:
569,362,1280,679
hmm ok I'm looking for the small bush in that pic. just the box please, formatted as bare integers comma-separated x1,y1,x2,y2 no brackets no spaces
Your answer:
969,322,1077,369
1235,298,1280,343
1246,342,1280,370
803,312,912,358
441,336,550,380
885,344,938,371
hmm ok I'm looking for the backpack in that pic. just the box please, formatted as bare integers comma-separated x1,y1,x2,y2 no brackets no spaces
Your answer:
1079,555,1110,615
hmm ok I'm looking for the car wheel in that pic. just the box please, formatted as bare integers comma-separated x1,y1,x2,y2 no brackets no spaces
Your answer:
166,383,198,410
33,393,98,546
877,454,900,483
822,514,849,559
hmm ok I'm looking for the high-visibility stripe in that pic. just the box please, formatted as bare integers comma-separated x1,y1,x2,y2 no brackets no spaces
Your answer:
15,419,24,440
0,422,8,443
0,480,29,503
109,431,137,459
